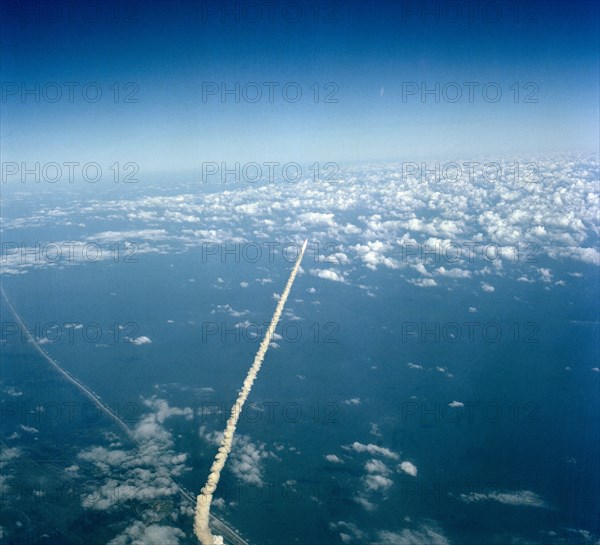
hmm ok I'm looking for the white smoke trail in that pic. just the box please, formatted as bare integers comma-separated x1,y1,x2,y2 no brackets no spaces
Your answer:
1,286,254,543
194,238,308,545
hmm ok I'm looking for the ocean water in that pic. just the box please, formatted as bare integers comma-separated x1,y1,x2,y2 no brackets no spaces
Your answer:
1,167,599,545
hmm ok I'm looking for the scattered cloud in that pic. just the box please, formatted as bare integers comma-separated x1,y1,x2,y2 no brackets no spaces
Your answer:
375,524,450,545
107,522,185,545
325,454,344,464
408,278,438,288
398,461,418,477
457,489,549,508
128,335,152,346
309,268,346,283
343,442,399,460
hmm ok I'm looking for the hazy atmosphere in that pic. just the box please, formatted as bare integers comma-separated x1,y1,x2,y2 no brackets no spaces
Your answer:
1,2,599,545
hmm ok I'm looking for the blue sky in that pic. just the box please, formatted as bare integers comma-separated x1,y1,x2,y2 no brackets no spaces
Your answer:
1,0,599,173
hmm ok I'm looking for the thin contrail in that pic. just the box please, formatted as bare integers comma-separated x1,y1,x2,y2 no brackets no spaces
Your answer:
1,286,252,544
0,286,133,439
194,238,308,545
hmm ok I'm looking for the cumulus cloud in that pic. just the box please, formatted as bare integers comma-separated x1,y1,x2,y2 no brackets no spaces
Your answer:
107,522,185,545
354,496,376,511
458,489,549,508
143,397,193,424
77,397,191,515
128,335,152,346
354,458,395,510
409,278,437,287
228,435,273,486
370,423,382,437
199,430,275,487
298,212,337,227
375,524,450,545
343,442,399,460
0,447,21,463
212,304,249,317
365,459,391,475
436,266,471,278
398,461,418,477
309,268,346,283
538,267,553,283
19,425,39,434
325,454,344,464
329,521,365,543
4,155,598,290
363,473,394,492
352,240,399,270
2,386,23,397
326,251,351,265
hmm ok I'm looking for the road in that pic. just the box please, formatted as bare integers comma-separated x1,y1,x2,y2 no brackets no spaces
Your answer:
1,287,254,545
177,486,252,545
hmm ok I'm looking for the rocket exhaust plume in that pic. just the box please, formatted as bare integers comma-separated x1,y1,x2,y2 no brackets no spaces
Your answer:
194,238,308,545
1,289,242,539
